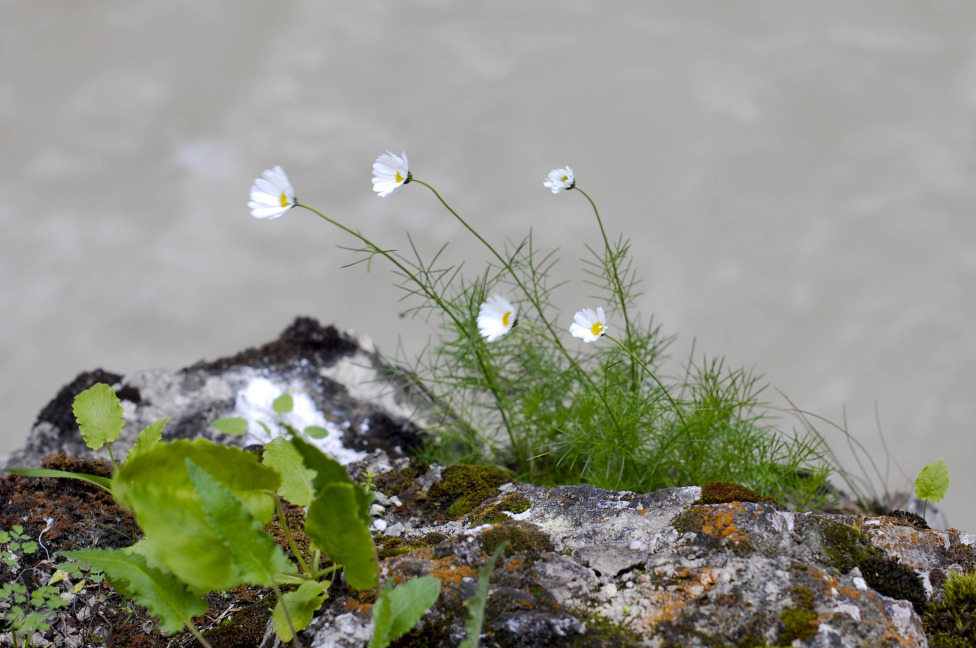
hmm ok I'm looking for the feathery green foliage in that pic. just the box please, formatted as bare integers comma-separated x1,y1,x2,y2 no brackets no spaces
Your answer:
297,163,838,506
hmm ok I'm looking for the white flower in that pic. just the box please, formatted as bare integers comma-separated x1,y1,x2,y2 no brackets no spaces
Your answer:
544,166,575,194
569,306,608,343
372,150,411,197
477,294,518,342
249,166,296,220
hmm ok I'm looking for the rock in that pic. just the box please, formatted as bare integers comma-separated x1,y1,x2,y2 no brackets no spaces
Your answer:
2,317,973,647
3,317,426,470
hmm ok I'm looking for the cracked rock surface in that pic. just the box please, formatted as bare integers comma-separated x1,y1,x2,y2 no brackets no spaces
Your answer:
2,318,972,647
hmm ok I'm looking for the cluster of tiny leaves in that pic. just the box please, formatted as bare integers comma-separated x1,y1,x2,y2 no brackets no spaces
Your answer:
0,525,81,642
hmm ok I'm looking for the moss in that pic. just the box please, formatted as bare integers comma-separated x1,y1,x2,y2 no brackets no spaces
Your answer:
378,532,449,559
886,509,929,530
778,607,818,643
924,570,976,647
858,554,927,612
428,464,509,518
479,521,553,560
468,493,532,526
789,586,815,610
775,585,818,643
375,461,430,499
816,518,881,574
698,481,778,506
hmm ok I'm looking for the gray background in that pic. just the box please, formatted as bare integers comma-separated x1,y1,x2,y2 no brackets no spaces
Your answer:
2,2,974,529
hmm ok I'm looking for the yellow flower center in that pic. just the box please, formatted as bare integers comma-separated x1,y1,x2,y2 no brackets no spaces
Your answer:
279,192,290,208
502,311,512,327
561,176,570,183
395,169,405,183
590,321,604,337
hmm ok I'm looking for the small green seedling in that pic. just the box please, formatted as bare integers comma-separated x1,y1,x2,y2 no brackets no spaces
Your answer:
213,390,330,442
914,458,949,520
4,383,168,492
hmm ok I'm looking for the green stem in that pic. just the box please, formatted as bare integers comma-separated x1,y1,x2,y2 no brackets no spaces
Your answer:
411,180,622,435
605,334,686,427
270,492,310,575
295,202,518,457
271,582,301,648
105,442,118,473
574,186,638,390
184,621,216,648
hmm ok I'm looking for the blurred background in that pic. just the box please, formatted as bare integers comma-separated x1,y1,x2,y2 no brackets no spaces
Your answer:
2,2,974,528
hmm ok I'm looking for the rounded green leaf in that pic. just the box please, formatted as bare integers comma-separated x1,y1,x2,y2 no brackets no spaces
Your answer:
111,439,282,593
212,417,250,435
273,393,294,414
73,383,124,451
915,458,950,504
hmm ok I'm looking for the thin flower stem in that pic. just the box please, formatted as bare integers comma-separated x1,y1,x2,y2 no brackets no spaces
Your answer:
574,186,638,389
410,179,622,435
295,202,518,455
606,334,686,426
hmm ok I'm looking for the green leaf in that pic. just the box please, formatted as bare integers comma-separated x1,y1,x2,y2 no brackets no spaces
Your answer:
370,576,441,648
72,383,124,451
304,425,329,439
305,482,378,590
273,393,294,414
128,417,169,460
272,580,330,642
291,436,353,491
186,460,294,587
915,458,950,504
3,468,113,492
262,437,316,507
62,548,207,634
111,439,282,593
460,543,506,648
291,436,371,522
212,417,250,435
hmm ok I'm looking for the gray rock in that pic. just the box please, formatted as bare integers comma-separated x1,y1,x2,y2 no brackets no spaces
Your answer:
3,318,972,647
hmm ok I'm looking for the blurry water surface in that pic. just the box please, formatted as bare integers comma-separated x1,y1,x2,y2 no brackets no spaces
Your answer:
2,1,975,528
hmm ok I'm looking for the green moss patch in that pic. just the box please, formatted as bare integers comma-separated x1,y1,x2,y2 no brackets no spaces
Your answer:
698,481,778,506
924,570,976,647
777,586,818,643
468,493,532,526
378,532,449,559
429,464,509,518
815,518,881,574
479,521,553,560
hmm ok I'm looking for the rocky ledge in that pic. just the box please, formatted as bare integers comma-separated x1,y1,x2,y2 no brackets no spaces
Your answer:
1,318,972,648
